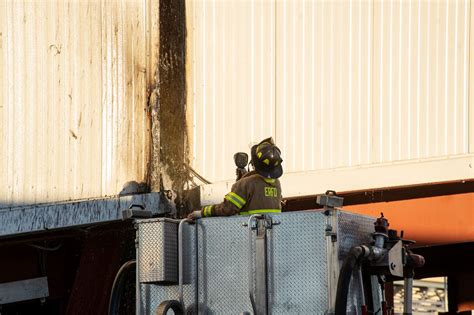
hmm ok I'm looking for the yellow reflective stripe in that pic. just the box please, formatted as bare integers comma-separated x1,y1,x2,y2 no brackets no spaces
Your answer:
203,205,213,217
228,192,246,205
264,178,275,184
225,195,243,209
247,209,281,214
239,209,281,215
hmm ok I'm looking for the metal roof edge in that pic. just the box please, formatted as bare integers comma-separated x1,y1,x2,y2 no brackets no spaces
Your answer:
0,192,167,238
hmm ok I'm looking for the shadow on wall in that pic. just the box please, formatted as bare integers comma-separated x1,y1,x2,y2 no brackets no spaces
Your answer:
0,180,152,210
119,181,150,196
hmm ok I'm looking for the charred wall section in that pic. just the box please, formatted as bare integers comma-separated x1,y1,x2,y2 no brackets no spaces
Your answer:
151,0,189,215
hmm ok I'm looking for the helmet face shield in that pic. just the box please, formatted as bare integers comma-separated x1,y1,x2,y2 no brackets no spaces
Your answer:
251,138,283,179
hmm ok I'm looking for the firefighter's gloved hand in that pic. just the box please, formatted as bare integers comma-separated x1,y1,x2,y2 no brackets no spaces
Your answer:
187,210,202,220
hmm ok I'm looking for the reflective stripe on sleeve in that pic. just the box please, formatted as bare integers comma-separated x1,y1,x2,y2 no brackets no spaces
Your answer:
225,192,246,209
228,192,246,205
203,205,214,217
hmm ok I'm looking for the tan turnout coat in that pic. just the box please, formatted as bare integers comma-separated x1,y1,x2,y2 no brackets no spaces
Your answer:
200,171,282,217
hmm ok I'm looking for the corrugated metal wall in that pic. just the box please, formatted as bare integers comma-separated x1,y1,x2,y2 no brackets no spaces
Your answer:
0,1,158,207
187,0,473,183
187,0,277,181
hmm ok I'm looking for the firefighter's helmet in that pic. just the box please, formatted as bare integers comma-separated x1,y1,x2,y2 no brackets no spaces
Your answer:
251,137,283,179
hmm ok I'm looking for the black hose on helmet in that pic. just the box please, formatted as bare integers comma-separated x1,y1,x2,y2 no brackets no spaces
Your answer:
334,246,367,315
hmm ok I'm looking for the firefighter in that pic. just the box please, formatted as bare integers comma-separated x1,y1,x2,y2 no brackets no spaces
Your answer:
187,137,283,219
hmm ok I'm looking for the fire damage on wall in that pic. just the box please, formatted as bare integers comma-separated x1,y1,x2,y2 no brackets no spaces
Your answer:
147,0,191,218
0,1,190,313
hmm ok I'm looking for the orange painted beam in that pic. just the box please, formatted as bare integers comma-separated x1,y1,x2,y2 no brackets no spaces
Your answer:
344,193,474,246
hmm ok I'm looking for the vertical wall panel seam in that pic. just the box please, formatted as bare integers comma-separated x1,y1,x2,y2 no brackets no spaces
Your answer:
349,0,353,166
388,0,393,161
143,0,148,181
62,0,69,201
24,1,31,203
398,0,403,160
220,1,225,179
270,0,274,141
369,0,374,164
469,0,473,153
212,2,216,179
251,0,255,142
462,0,468,153
118,1,124,192
453,0,459,155
99,0,105,196
283,0,286,159
380,1,384,162
425,1,431,158
6,1,12,205
444,1,449,155
434,2,441,154
329,3,334,168
319,2,326,169
301,2,305,170
131,1,136,187
274,0,277,144
192,0,197,165
47,1,52,202
358,0,362,165
202,1,206,175
0,1,5,204
287,2,297,171
101,0,106,195
416,0,421,159
310,0,315,169
408,1,412,159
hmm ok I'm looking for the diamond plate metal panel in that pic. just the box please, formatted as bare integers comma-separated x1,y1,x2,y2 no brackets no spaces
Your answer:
337,211,379,313
137,211,381,314
137,220,197,314
197,216,253,314
267,211,328,314
137,219,178,283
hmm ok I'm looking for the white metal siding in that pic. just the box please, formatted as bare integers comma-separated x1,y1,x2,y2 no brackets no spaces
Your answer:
0,1,158,207
187,0,473,184
187,0,276,182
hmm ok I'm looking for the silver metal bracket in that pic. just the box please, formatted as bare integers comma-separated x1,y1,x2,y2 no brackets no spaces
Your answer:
317,194,344,208
255,218,268,315
245,215,273,315
388,240,404,277
324,208,340,313
325,224,337,242
122,204,153,220
242,217,280,229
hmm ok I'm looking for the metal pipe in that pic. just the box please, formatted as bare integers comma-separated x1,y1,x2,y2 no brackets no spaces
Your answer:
403,277,413,315
178,219,192,307
374,234,385,249
247,214,263,314
357,266,366,306
135,229,141,315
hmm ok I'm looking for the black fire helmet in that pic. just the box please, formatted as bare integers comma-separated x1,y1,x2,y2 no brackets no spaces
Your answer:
250,137,283,179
